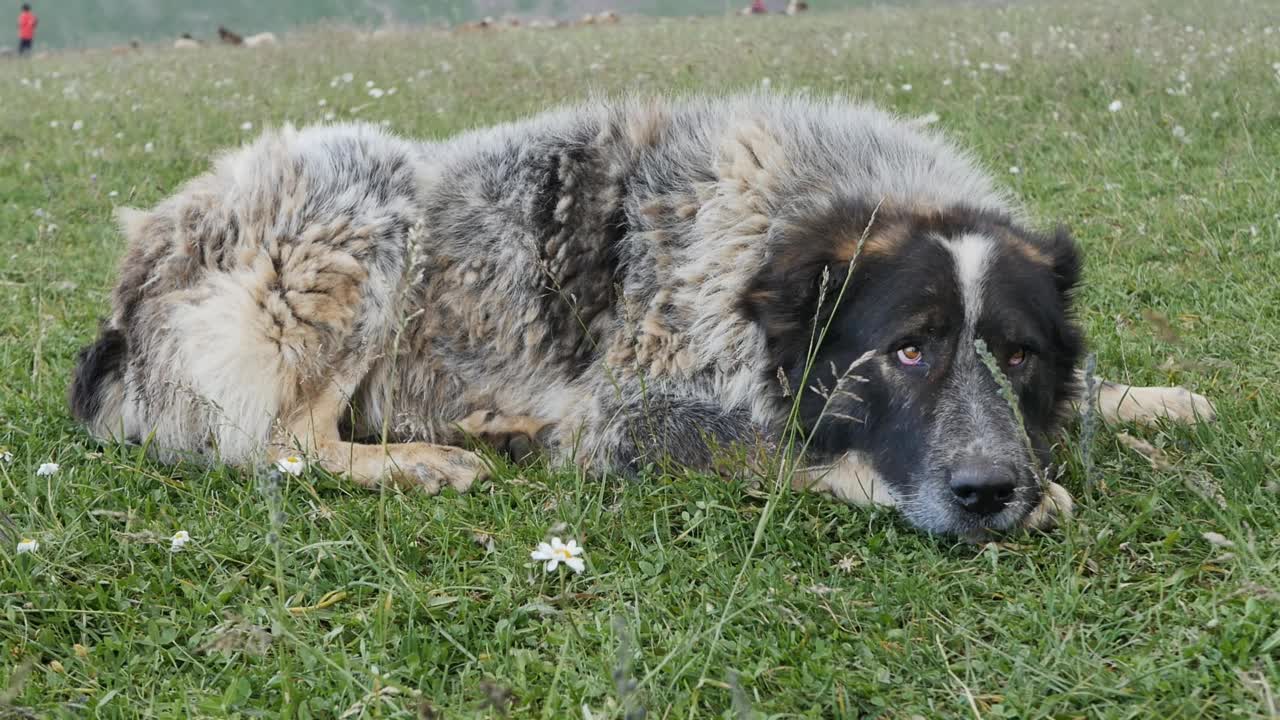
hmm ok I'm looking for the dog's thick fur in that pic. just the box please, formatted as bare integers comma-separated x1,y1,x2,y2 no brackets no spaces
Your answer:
69,94,1214,536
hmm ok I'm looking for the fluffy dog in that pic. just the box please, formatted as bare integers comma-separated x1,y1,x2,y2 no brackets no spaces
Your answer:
69,95,1214,537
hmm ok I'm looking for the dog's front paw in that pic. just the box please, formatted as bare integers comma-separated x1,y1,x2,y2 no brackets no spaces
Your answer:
1145,386,1217,425
1096,382,1217,427
1021,481,1074,531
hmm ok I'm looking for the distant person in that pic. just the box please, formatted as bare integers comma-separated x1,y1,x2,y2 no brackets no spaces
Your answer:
17,3,36,55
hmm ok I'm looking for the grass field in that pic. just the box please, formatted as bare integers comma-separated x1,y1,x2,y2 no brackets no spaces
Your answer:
2,1,1279,716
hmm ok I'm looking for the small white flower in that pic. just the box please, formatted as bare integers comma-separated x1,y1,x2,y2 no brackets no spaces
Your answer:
72,120,84,131
317,99,327,107
17,538,39,555
386,87,397,96
36,462,59,477
49,120,60,128
365,80,375,87
324,112,336,121
341,72,354,83
170,530,191,553
1108,100,1123,112
1172,125,1189,143
275,455,306,476
368,87,385,98
760,77,771,88
108,191,119,198
942,77,953,86
143,142,155,153
0,449,12,463
900,83,913,91
530,537,585,574
1009,166,1021,174
240,122,253,131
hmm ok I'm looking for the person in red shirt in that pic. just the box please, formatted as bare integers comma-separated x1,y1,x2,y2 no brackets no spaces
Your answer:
17,3,37,55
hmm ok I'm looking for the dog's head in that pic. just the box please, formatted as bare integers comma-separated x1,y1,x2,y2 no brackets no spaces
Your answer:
742,201,1083,537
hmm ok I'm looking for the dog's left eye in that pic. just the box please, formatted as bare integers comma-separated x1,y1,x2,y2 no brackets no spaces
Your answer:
896,346,924,366
1008,349,1027,367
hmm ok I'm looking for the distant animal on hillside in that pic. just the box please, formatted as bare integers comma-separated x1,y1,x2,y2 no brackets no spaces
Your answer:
71,94,1216,539
243,32,278,48
786,1,810,15
218,26,244,45
456,17,496,32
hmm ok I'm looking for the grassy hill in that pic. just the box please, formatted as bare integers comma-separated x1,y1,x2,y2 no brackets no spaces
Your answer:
14,0,902,50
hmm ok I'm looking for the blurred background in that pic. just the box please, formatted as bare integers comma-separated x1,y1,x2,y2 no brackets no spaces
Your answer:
23,0,915,50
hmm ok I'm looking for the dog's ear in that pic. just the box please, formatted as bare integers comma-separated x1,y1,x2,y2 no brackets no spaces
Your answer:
1039,225,1083,298
740,232,859,367
739,199,888,365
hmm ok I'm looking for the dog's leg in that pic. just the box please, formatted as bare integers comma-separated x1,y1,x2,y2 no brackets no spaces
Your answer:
1075,370,1216,426
276,376,488,494
576,391,771,476
454,410,555,463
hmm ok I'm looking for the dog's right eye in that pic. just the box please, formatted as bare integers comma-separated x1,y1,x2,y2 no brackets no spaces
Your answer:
896,346,924,366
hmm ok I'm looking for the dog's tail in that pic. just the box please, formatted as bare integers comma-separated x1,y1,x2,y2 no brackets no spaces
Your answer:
68,323,130,442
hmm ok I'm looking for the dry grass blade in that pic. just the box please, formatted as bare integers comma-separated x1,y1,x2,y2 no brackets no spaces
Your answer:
1115,432,1174,471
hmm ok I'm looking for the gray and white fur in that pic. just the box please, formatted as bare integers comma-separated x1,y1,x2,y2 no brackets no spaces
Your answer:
69,94,1215,537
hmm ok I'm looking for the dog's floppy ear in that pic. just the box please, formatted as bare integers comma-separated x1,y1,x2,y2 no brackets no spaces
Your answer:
739,228,862,369
739,198,891,361
1039,225,1083,298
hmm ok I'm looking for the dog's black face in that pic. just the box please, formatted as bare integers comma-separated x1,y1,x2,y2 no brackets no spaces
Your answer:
743,201,1083,537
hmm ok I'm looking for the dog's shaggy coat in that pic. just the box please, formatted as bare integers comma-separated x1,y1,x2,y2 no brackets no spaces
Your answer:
69,94,1214,536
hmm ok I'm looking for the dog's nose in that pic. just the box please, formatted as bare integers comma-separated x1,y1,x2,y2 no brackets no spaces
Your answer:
948,458,1017,515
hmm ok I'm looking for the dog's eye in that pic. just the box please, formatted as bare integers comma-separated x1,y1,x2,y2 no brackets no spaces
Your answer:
896,346,924,366
1008,349,1027,367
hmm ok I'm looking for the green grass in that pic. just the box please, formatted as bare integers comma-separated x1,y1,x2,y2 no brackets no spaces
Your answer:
2,1,1278,716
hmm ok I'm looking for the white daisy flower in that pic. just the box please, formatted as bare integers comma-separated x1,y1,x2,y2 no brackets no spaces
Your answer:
341,72,354,83
17,538,39,554
240,122,253,131
36,462,59,477
1009,166,1021,174
1108,100,1123,112
170,530,191,553
72,120,84,131
0,449,12,463
275,455,306,476
900,83,913,91
143,142,154,153
530,537,585,574
368,88,385,98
